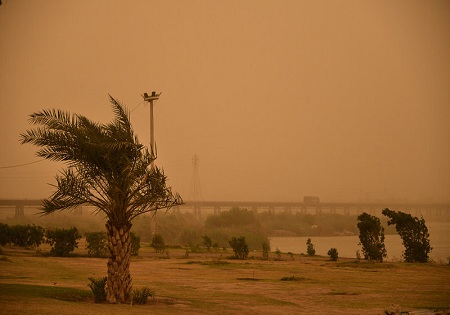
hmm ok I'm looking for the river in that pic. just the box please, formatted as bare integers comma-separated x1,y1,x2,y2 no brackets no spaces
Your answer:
270,221,450,262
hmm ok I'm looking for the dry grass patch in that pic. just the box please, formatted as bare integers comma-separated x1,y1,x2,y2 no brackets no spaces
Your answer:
0,248,449,314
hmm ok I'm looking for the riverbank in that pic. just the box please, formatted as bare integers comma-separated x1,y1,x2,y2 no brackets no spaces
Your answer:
0,246,449,315
270,221,450,262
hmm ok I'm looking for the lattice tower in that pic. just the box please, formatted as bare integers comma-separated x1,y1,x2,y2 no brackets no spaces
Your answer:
191,154,202,218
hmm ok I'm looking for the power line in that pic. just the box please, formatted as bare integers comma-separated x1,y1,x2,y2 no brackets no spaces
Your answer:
0,159,45,169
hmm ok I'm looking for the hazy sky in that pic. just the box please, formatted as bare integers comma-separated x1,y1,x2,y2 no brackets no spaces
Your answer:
0,0,449,203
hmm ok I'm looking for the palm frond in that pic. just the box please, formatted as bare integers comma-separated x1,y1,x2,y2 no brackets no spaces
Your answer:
22,95,182,226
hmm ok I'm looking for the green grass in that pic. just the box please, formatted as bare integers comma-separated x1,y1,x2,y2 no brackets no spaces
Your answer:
0,283,91,302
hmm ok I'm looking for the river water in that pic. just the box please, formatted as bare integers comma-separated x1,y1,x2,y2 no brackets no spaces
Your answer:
270,221,450,262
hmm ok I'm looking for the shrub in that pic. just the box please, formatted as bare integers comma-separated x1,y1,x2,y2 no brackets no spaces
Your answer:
357,212,387,262
85,232,108,257
46,227,81,257
275,248,282,259
261,241,270,260
306,238,316,256
130,232,140,256
229,236,249,259
328,248,339,261
205,207,256,228
131,287,153,304
150,234,165,253
2,224,45,248
9,225,30,247
0,223,8,246
27,225,45,248
382,208,432,263
88,276,107,303
202,235,212,251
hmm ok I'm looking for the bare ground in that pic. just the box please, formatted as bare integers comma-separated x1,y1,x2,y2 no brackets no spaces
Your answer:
0,245,449,315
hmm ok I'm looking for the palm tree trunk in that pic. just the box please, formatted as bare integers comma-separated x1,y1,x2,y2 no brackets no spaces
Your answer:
105,221,132,303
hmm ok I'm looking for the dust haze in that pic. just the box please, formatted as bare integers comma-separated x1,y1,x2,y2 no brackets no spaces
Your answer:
1,1,449,203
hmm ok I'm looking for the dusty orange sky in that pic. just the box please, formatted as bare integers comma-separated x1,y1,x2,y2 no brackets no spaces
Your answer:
0,0,449,203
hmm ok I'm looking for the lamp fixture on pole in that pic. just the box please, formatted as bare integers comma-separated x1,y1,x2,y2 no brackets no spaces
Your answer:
142,91,161,166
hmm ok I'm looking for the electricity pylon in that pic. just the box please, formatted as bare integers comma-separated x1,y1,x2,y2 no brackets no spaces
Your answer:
191,154,202,219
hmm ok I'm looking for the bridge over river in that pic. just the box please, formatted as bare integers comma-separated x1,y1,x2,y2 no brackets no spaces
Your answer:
1,199,449,221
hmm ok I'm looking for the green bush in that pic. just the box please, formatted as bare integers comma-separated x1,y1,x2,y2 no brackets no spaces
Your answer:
357,212,387,262
0,223,9,246
262,241,270,260
328,248,339,261
130,232,140,256
87,276,107,303
9,225,30,247
229,236,249,259
382,208,432,263
0,224,44,248
306,238,316,256
131,287,153,304
85,231,139,256
202,235,212,251
85,232,108,257
151,234,165,253
46,227,81,257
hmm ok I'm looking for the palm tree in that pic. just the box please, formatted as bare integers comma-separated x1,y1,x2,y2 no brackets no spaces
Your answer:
20,95,183,303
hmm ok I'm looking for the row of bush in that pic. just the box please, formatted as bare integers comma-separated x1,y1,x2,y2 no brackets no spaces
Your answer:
85,231,140,257
0,223,81,256
0,223,140,257
0,223,45,248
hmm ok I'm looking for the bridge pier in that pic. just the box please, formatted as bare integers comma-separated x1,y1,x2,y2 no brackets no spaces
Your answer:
194,205,202,219
15,205,25,219
315,206,322,215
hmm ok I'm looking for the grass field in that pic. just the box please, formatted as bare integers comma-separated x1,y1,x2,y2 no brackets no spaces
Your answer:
0,244,449,315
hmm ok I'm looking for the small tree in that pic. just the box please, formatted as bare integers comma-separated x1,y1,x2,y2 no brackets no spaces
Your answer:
382,208,432,263
202,235,212,252
229,236,249,259
0,223,8,246
2,224,44,248
20,96,182,303
27,225,45,248
306,238,315,256
327,248,338,261
85,232,108,257
151,234,165,253
46,227,81,257
261,241,270,260
357,212,387,262
130,232,140,256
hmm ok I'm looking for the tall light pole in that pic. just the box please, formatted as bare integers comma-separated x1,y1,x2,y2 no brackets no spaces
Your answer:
142,91,161,237
142,91,161,166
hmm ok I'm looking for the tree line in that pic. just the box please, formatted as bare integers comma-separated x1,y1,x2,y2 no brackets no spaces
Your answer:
357,208,432,263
